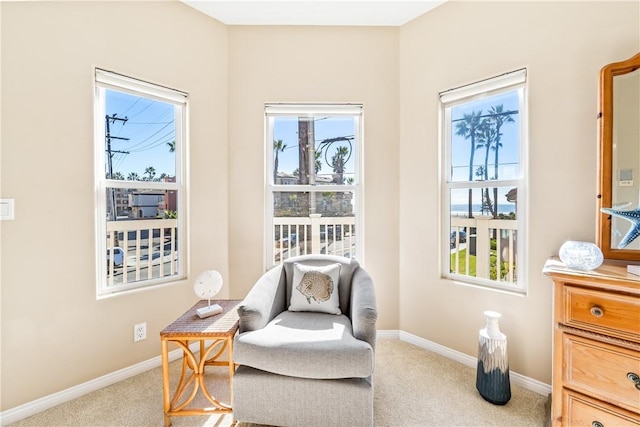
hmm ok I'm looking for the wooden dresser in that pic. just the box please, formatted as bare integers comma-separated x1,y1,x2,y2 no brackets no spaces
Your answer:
544,258,640,426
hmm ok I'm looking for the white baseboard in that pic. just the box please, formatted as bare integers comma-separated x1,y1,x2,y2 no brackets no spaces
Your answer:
1,331,550,425
391,330,551,396
0,343,200,426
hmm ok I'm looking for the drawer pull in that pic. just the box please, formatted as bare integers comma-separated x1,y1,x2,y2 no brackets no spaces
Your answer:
590,306,604,317
628,372,640,390
592,421,604,427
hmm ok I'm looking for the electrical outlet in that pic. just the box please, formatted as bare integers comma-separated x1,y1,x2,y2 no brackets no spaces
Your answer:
134,323,146,342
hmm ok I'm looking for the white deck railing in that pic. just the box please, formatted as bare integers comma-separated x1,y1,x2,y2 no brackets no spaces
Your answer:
106,218,178,286
450,215,517,283
105,216,514,284
273,214,356,265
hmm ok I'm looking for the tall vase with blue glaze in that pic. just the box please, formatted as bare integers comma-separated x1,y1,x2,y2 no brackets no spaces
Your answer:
476,311,511,405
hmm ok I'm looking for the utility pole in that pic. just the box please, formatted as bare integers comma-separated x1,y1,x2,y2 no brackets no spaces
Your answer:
297,117,316,214
105,114,129,221
298,118,310,186
308,120,316,214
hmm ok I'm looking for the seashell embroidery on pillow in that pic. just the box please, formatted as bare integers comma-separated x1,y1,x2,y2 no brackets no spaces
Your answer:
296,271,334,304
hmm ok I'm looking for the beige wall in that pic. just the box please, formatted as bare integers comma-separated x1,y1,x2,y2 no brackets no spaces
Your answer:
1,2,228,409
1,0,639,414
398,1,639,384
226,26,401,330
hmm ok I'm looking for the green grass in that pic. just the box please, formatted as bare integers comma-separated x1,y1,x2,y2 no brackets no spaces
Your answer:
450,248,476,276
450,248,508,280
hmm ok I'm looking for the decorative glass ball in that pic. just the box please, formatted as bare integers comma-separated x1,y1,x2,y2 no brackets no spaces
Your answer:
559,241,604,271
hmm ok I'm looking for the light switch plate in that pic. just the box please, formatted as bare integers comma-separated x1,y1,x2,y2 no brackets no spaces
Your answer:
0,199,14,220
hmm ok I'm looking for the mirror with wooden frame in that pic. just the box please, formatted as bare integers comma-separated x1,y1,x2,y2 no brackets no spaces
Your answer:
597,52,640,260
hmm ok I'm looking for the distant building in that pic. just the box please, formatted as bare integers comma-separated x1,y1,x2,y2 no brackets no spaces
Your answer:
161,176,177,214
275,172,298,185
130,191,164,218
114,188,131,217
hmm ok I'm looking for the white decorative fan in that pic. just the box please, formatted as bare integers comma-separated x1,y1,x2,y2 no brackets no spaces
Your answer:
193,270,223,318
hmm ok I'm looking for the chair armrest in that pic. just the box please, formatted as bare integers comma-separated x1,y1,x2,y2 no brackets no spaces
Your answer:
350,267,378,350
237,265,287,333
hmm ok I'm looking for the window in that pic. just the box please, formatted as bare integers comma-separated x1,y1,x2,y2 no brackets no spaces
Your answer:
94,69,187,297
440,70,527,292
265,104,363,268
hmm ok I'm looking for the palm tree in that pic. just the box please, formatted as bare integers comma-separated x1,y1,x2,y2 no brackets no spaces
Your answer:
455,110,484,217
144,166,156,181
487,105,515,217
475,165,493,215
127,172,140,181
314,151,322,174
477,120,497,216
273,139,287,183
477,121,495,181
331,146,350,184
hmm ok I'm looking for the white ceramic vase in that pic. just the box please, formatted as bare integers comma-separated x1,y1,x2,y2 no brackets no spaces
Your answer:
476,310,511,405
485,311,502,339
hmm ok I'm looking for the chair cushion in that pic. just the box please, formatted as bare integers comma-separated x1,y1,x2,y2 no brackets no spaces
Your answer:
284,255,360,315
234,311,374,379
289,262,341,315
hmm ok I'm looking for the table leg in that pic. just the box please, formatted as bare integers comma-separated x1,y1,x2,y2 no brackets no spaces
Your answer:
161,335,236,423
161,338,171,427
227,336,234,407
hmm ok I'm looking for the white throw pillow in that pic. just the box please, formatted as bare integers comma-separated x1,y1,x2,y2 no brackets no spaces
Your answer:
289,263,341,315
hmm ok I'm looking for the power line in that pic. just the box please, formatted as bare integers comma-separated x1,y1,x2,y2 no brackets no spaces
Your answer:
126,99,154,119
126,121,173,125
125,121,173,150
128,130,174,153
278,135,355,151
120,97,141,115
451,110,518,123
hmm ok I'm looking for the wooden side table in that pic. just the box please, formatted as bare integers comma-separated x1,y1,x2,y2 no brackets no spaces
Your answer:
160,299,241,427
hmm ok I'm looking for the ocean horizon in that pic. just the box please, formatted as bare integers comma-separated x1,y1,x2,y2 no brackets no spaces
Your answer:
451,204,516,215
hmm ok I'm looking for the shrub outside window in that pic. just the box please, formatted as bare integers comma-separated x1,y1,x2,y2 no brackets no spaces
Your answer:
440,70,527,293
94,69,187,298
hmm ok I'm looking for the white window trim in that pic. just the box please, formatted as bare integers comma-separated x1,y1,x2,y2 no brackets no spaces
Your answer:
96,69,188,103
264,104,364,270
94,69,189,298
439,69,528,294
440,69,526,104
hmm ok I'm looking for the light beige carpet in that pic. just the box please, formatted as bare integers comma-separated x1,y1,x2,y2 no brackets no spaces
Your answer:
7,337,549,426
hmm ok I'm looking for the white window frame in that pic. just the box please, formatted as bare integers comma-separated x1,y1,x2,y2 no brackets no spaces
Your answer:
94,69,188,298
264,104,364,269
439,69,528,293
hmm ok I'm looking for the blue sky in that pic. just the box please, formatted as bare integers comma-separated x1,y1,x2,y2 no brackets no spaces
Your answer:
105,89,176,179
106,91,359,183
449,89,520,210
450,90,520,181
272,116,356,180
104,86,519,209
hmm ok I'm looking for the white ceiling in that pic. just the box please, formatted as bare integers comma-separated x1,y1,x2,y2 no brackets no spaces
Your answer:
180,1,447,26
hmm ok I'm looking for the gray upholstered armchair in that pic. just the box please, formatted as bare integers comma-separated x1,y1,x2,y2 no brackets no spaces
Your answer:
233,254,377,427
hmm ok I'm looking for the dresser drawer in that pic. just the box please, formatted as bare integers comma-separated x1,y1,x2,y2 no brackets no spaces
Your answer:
564,285,640,341
565,390,640,426
564,334,640,413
